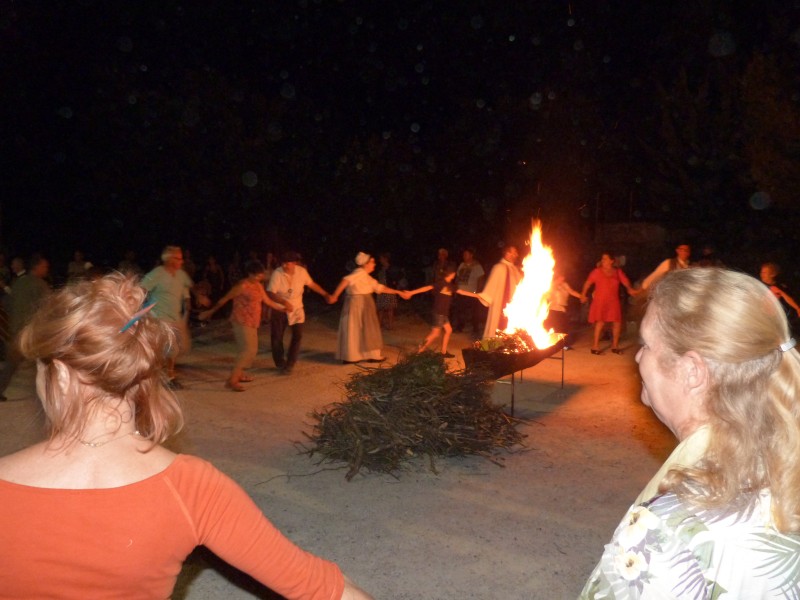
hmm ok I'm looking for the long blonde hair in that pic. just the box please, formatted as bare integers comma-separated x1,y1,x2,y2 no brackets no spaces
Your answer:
18,272,183,445
650,268,800,532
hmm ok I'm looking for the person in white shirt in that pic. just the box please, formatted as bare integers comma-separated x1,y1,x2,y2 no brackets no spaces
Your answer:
266,251,331,375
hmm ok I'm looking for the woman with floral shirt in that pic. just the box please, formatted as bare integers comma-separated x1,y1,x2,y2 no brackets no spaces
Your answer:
581,268,800,599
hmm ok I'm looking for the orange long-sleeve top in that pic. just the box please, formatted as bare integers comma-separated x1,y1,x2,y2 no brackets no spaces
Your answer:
0,454,344,599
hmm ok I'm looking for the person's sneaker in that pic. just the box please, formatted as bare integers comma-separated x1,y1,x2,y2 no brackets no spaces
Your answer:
442,352,455,358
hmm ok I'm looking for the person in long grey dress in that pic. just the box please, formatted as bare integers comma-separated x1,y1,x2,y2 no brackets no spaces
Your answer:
329,252,409,364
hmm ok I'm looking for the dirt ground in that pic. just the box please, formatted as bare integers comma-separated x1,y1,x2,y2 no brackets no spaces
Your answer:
0,302,675,600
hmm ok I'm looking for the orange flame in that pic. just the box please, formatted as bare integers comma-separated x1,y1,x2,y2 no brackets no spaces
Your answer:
503,221,562,348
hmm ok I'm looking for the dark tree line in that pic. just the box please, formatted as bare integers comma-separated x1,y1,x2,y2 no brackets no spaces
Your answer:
2,1,799,277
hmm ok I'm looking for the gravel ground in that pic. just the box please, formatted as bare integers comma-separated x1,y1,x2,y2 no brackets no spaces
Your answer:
0,305,674,600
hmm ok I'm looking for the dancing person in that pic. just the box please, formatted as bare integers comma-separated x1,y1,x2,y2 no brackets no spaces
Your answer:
581,267,800,598
580,252,638,355
329,252,409,364
0,272,373,599
408,265,481,358
479,245,522,339
641,243,691,290
266,251,331,375
199,260,287,391
544,272,582,349
141,246,207,388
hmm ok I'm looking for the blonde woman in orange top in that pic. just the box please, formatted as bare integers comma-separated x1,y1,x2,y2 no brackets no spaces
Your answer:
0,272,373,600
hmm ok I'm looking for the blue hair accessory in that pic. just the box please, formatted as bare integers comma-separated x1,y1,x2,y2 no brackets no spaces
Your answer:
119,301,157,333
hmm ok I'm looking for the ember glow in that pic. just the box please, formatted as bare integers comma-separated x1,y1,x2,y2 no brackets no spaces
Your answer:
503,222,562,349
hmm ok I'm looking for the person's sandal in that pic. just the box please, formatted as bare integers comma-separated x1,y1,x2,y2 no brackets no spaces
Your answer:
611,348,624,355
225,380,246,392
590,349,603,355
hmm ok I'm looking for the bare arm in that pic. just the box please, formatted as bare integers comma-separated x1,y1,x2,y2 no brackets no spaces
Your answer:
580,278,593,303
564,283,583,299
342,576,374,600
456,289,479,298
380,284,410,300
267,290,294,313
406,284,433,297
307,280,331,302
328,278,349,304
258,287,287,312
198,283,243,320
772,286,800,315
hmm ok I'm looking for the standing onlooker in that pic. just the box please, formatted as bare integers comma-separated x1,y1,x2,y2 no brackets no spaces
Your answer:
581,268,800,598
140,246,199,388
375,253,401,330
479,245,522,339
641,243,691,289
0,254,50,400
199,260,287,391
695,243,724,267
451,247,485,335
118,249,142,276
202,255,226,305
329,252,409,364
227,251,243,286
425,247,453,285
10,257,25,281
0,253,10,290
182,249,198,281
581,252,639,355
266,251,331,374
67,250,92,282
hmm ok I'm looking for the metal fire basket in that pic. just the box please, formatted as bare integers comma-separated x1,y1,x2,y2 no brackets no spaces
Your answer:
462,337,566,415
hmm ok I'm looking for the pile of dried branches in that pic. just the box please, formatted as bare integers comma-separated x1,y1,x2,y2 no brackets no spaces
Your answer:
300,352,525,480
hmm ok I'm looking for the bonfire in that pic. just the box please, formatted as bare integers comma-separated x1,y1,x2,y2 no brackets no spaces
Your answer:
466,222,566,378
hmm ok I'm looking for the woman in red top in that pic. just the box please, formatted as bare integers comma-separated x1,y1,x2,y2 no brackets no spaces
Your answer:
0,272,372,599
581,252,639,355
200,260,287,391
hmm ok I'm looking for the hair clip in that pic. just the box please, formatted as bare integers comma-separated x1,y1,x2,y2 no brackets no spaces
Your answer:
779,338,796,352
119,301,156,333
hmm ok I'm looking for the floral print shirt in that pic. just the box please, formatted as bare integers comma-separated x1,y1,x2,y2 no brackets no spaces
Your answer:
231,279,264,328
580,490,800,599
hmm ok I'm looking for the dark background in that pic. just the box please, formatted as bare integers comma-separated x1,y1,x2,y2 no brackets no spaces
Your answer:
3,1,800,287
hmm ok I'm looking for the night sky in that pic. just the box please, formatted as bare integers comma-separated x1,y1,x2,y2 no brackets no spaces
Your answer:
4,1,800,282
